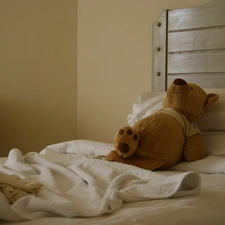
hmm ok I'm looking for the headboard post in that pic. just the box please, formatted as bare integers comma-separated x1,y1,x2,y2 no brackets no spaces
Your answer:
152,10,168,92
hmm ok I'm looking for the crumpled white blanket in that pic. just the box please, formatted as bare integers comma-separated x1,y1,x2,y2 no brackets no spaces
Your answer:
0,140,202,222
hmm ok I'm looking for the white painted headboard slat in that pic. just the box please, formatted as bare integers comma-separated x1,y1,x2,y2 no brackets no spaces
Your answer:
152,0,225,91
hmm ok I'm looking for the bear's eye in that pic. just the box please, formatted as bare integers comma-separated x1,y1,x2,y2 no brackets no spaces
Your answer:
190,87,193,90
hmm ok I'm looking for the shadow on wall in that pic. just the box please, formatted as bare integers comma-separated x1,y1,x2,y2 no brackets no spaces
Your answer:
0,100,76,157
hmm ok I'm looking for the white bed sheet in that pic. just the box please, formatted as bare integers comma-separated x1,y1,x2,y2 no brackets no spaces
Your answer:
1,140,225,225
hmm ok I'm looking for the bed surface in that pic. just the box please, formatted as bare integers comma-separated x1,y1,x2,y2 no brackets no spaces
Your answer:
1,0,225,224
1,141,225,225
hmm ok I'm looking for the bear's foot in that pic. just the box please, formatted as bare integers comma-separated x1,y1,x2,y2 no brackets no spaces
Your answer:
105,150,122,161
114,126,139,158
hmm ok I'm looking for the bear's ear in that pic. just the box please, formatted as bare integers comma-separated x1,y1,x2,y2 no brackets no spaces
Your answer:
205,93,219,109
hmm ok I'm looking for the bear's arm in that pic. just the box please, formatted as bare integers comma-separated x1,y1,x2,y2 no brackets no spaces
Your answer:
183,133,206,161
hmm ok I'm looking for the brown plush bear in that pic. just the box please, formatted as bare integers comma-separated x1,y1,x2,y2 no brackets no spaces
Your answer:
106,78,219,170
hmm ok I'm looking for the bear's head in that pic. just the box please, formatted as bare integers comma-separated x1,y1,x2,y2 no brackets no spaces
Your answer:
163,78,219,123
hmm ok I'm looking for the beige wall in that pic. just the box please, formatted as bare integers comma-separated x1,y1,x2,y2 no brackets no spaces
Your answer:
0,0,78,156
0,0,210,157
77,0,209,144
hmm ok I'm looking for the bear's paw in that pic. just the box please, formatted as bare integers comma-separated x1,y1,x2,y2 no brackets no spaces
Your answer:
114,126,139,158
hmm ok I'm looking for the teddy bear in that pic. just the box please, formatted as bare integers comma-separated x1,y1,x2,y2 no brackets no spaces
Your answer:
105,78,219,170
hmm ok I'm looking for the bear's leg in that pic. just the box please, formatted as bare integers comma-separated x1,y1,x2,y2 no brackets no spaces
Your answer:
114,126,139,158
105,152,169,171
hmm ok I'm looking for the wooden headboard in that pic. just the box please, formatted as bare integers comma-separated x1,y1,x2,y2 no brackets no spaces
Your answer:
152,0,225,91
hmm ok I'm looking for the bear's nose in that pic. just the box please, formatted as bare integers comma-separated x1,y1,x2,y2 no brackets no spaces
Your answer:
173,78,186,85
118,143,130,153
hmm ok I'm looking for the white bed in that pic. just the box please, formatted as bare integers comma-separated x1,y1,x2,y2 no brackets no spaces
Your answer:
1,0,225,224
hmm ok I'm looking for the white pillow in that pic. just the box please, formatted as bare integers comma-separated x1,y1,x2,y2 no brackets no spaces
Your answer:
202,132,225,156
127,89,225,130
127,92,165,127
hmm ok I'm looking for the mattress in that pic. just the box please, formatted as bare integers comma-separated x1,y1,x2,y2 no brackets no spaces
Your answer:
1,140,225,225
